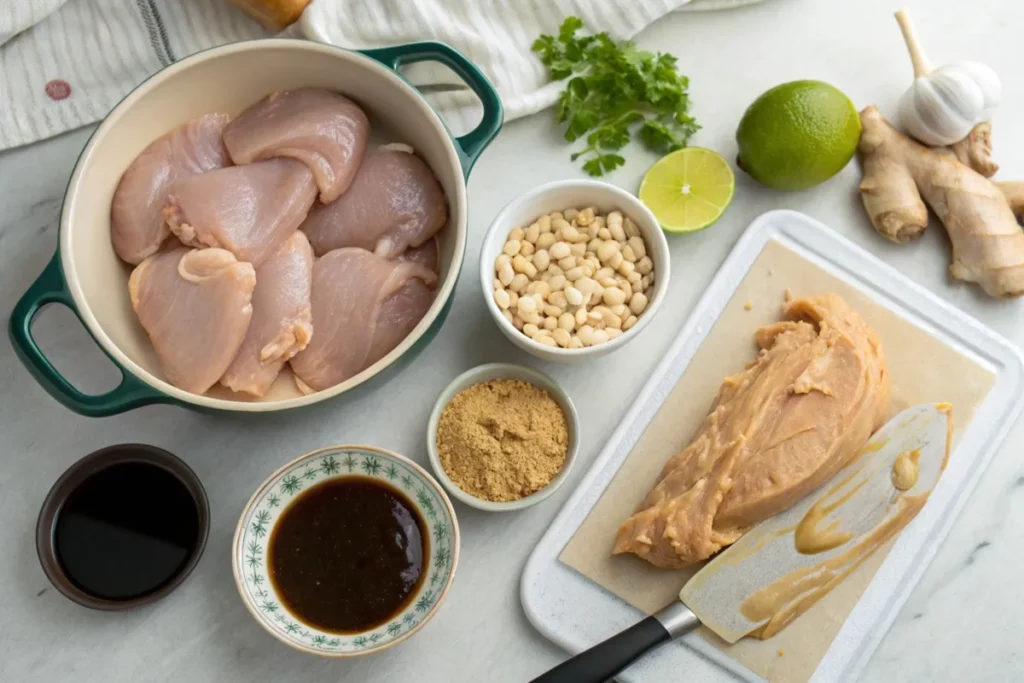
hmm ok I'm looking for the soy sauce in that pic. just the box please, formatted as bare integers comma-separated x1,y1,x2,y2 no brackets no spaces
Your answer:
268,477,427,633
54,461,202,600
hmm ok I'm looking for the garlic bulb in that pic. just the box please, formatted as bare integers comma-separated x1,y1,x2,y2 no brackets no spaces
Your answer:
894,8,1002,147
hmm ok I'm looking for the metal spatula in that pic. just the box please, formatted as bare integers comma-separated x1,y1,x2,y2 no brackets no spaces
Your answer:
530,403,951,683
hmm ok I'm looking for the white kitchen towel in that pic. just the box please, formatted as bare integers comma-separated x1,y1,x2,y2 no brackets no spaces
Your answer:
0,0,762,151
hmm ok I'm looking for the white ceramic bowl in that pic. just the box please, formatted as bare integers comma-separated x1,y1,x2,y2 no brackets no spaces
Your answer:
426,363,580,511
479,180,671,362
10,39,502,416
233,445,459,657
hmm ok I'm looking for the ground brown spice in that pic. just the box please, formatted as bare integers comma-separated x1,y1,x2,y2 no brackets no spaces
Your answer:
436,379,569,502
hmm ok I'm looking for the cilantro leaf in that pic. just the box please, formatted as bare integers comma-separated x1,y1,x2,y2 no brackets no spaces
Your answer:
532,16,700,176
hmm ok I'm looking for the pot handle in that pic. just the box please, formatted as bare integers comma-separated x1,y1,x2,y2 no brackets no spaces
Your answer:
8,253,169,417
360,41,503,177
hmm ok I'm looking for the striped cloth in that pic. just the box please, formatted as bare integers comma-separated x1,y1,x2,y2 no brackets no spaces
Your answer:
0,0,761,151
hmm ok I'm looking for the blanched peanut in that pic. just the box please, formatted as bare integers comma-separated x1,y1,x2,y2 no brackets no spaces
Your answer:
597,241,620,263
502,309,515,325
549,211,564,221
617,260,635,277
592,328,609,345
552,218,571,234
509,227,525,241
517,296,537,315
606,328,623,340
538,214,552,233
508,291,519,308
627,236,646,259
610,303,628,318
598,227,612,240
619,280,633,301
608,251,624,269
627,271,642,285
498,262,514,286
535,334,557,347
563,208,579,222
629,292,648,315
636,256,653,275
587,238,603,254
523,323,540,338
581,264,594,279
578,325,597,346
543,304,562,318
575,276,597,295
512,314,525,330
568,336,584,349
596,266,614,281
565,267,584,281
624,217,640,238
548,274,566,292
546,264,564,278
537,233,557,250
599,276,618,289
512,255,535,277
558,312,575,331
586,309,602,326
494,288,510,309
561,225,581,243
640,275,651,291
525,223,540,243
549,241,571,260
520,241,535,257
609,222,626,242
587,223,601,240
492,277,503,291
565,286,584,306
570,243,586,258
603,287,627,306
557,255,576,271
503,240,521,257
533,281,550,299
577,207,595,226
574,307,588,327
623,315,638,331
495,253,511,270
543,316,558,331
584,257,600,272
621,245,637,263
548,290,568,308
521,310,541,325
553,328,571,347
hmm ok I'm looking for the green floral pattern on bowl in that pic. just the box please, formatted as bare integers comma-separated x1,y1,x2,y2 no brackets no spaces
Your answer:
233,446,459,657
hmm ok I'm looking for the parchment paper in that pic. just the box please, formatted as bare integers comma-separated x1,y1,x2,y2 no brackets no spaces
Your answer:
559,240,995,682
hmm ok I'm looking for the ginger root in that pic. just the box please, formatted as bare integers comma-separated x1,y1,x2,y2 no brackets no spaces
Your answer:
857,106,1024,297
952,121,999,178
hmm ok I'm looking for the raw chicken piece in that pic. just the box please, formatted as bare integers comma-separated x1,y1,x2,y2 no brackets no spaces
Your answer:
222,88,370,203
290,248,437,392
394,237,440,273
111,114,230,264
164,158,316,266
129,247,255,394
301,149,447,259
220,231,314,397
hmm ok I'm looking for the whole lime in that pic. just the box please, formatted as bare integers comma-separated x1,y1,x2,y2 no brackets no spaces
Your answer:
736,80,860,191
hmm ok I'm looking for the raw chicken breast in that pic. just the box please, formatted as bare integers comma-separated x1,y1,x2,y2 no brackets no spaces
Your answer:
290,248,437,392
222,88,370,203
301,149,447,259
111,114,230,264
129,247,255,394
221,231,314,397
164,158,316,266
394,237,440,273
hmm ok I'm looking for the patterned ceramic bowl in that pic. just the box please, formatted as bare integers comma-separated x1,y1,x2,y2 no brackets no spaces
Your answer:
232,445,459,657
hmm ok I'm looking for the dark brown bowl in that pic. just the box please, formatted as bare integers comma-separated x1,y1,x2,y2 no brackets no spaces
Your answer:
35,444,210,610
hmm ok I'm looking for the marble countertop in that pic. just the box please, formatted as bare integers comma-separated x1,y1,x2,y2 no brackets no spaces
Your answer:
3,1,1023,681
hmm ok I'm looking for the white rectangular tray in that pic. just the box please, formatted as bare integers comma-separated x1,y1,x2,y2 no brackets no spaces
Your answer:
521,209,1024,683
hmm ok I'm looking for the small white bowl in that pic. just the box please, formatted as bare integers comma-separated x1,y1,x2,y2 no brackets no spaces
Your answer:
426,363,580,511
479,179,671,362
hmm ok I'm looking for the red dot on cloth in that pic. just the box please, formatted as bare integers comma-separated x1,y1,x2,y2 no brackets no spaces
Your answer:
45,79,71,100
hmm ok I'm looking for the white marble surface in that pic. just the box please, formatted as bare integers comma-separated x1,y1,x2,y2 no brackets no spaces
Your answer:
2,1,1023,681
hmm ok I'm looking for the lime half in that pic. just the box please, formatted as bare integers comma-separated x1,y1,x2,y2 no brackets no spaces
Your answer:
639,148,735,233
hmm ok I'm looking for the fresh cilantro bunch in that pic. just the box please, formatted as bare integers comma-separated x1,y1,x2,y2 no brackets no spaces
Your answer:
532,16,699,176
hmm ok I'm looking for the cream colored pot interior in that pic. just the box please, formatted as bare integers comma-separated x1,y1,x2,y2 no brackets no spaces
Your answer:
60,40,466,411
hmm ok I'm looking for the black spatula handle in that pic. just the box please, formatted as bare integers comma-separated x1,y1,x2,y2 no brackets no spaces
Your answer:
530,602,701,683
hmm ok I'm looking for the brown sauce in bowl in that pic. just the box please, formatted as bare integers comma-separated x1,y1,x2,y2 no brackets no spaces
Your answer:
268,477,427,633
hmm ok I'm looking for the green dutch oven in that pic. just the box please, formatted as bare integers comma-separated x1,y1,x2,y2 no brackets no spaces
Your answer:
9,39,502,417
